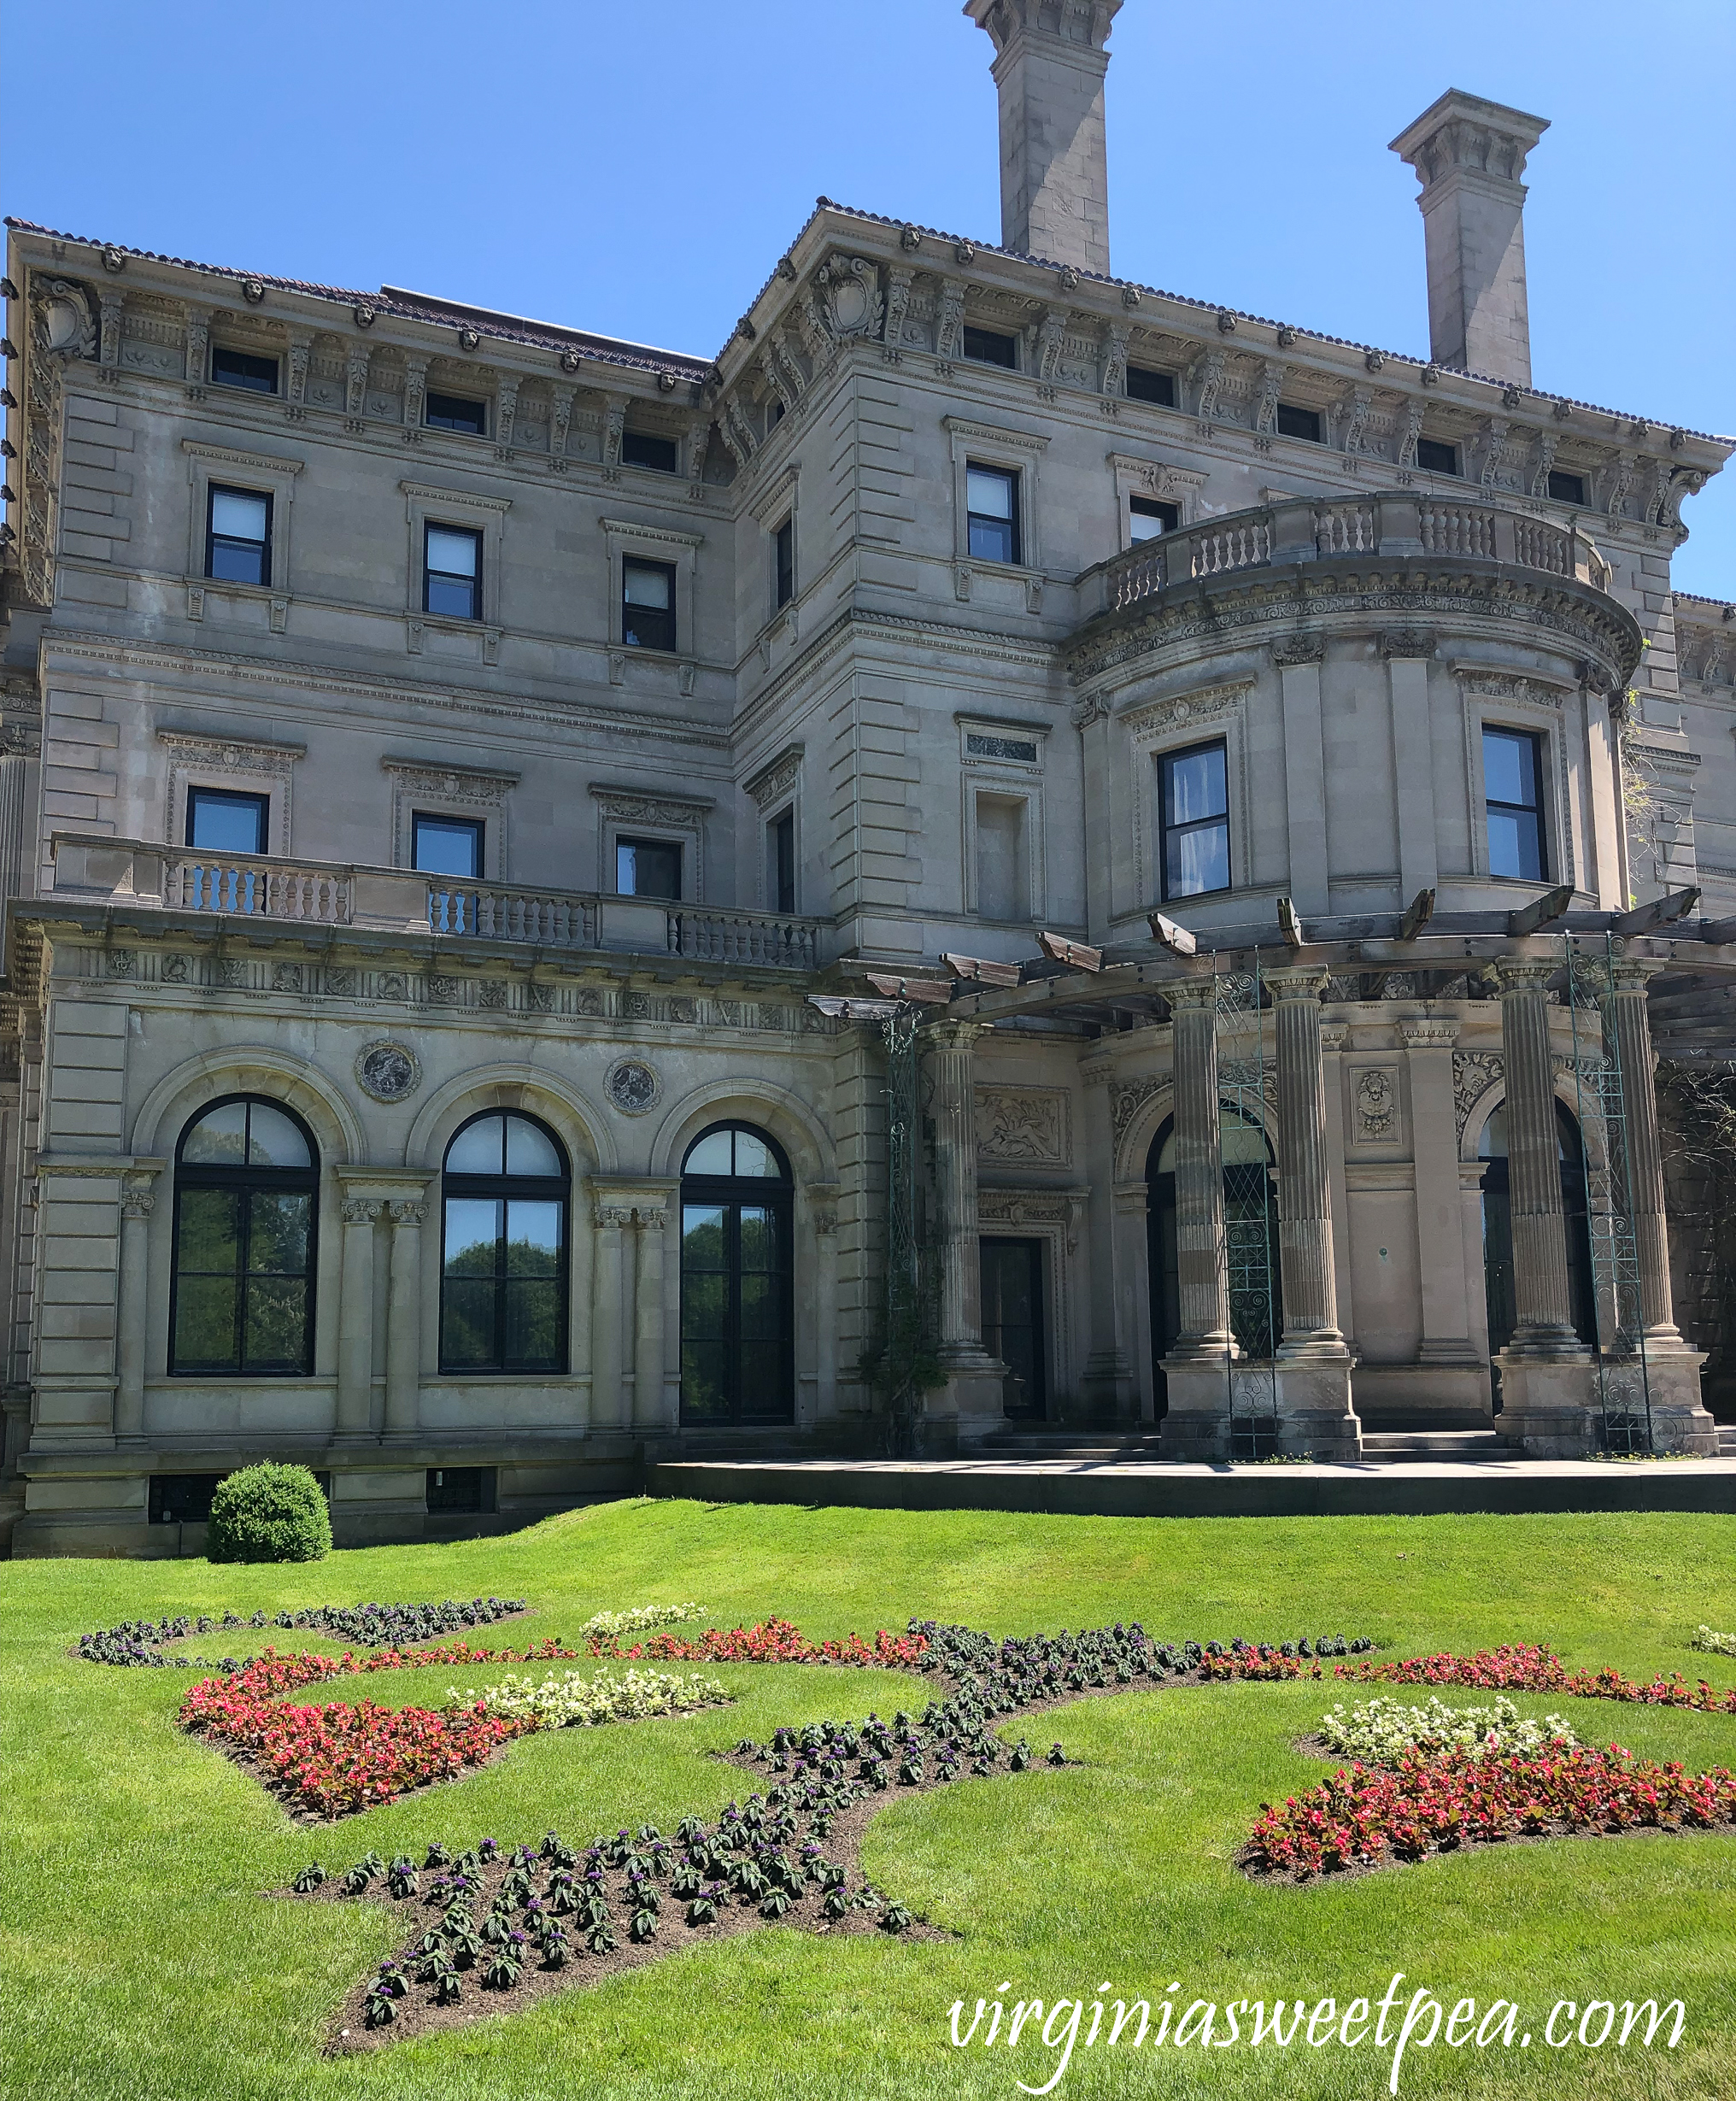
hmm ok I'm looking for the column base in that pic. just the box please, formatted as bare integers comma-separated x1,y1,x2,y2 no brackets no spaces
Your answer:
1495,1353,1597,1457
1598,1347,1717,1456
1274,1357,1362,1460
921,1348,1006,1453
1158,1357,1234,1463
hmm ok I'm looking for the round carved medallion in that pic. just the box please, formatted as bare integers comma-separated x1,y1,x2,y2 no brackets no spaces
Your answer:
606,1058,661,1116
355,1040,421,1103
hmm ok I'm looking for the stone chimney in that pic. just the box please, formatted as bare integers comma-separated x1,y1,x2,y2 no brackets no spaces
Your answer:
966,0,1122,276
1389,89,1550,385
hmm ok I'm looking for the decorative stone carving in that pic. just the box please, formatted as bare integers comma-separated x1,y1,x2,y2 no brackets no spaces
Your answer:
355,1040,421,1102
606,1058,661,1115
745,743,802,810
1452,1050,1504,1139
1109,1076,1164,1146
976,1086,1070,1165
814,255,883,341
1120,679,1251,741
1353,1066,1398,1141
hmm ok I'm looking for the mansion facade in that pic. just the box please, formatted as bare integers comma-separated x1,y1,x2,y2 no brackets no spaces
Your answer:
2,3,1733,1552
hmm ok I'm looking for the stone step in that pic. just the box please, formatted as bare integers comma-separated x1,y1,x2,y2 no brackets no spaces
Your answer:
1720,1425,1736,1457
1360,1429,1505,1455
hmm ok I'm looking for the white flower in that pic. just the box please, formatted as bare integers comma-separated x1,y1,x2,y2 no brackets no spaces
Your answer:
1317,1695,1581,1764
577,1603,708,1640
449,1665,729,1728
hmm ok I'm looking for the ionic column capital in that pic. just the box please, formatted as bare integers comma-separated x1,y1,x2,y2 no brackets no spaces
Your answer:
924,1018,994,1052
1264,965,1329,1001
1608,956,1665,994
1164,975,1218,1012
1493,955,1557,992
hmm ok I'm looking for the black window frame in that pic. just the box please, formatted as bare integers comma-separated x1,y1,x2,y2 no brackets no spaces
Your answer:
423,520,482,622
438,1111,571,1376
622,428,680,472
424,390,488,437
426,1466,498,1515
769,807,795,914
621,555,677,652
965,461,1021,567
1416,437,1460,477
411,811,484,880
149,1473,228,1525
210,344,279,395
616,835,683,901
678,1122,795,1427
962,326,1018,369
1483,725,1550,883
168,1095,319,1379
1546,469,1587,506
205,483,273,588
1124,364,1176,408
1276,402,1323,443
1158,738,1232,902
185,785,269,855
1129,495,1181,542
773,515,795,609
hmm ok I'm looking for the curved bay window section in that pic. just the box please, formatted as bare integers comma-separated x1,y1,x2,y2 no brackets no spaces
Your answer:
1147,1107,1281,1411
679,1124,794,1424
1478,1101,1597,1400
171,1097,318,1375
440,1112,570,1375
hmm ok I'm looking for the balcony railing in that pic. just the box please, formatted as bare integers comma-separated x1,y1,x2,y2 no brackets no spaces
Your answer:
1083,492,1613,620
48,836,829,971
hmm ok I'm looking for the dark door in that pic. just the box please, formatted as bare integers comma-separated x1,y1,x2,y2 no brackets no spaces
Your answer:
1480,1101,1597,1408
980,1237,1046,1419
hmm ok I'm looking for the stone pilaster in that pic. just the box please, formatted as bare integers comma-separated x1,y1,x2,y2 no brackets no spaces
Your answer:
589,1201,629,1433
925,1019,1005,1447
632,1203,670,1432
1401,1015,1487,1418
1605,959,1716,1453
335,1198,382,1438
1267,966,1359,1457
384,1199,426,1436
114,1168,159,1441
1158,977,1237,1460
1493,954,1594,1454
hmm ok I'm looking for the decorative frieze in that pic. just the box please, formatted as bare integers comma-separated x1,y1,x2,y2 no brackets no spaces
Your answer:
975,1086,1071,1167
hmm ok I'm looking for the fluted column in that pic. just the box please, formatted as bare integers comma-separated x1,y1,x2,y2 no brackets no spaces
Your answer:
1165,977,1233,1359
1495,958,1581,1355
336,1198,382,1435
589,1203,628,1431
384,1200,425,1435
1605,960,1683,1346
1267,967,1348,1359
632,1203,669,1429
115,1169,159,1440
928,1020,994,1359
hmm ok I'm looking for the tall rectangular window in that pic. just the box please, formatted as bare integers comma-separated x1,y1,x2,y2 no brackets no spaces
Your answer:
975,793,1029,921
210,345,279,394
412,813,484,879
1125,365,1176,407
1160,742,1230,899
1546,469,1586,505
1276,402,1323,443
966,464,1020,566
622,557,677,651
425,391,487,436
773,516,795,608
622,429,679,472
186,787,267,854
424,523,481,619
1483,726,1548,881
962,326,1018,368
1129,496,1180,543
618,836,682,900
769,808,795,913
206,486,272,586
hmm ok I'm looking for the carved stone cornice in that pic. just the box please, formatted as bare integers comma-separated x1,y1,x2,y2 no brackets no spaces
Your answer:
1379,628,1438,660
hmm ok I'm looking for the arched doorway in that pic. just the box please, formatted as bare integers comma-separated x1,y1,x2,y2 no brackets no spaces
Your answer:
1478,1098,1598,1406
678,1122,795,1424
1147,1107,1281,1416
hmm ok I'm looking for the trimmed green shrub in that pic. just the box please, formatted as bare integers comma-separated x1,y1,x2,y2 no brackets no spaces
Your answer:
205,1464,331,1564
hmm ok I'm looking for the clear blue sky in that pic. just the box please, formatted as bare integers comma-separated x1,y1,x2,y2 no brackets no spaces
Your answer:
9,0,1733,596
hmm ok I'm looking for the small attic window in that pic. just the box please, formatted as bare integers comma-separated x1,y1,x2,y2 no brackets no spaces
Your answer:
963,326,1018,369
1276,403,1323,443
622,429,680,472
1125,365,1175,408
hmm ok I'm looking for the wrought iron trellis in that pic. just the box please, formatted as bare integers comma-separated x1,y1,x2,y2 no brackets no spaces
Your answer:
1216,953,1281,1459
1563,932,1655,1456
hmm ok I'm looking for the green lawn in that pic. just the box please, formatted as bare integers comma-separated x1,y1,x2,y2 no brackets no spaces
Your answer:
4,1499,1735,2101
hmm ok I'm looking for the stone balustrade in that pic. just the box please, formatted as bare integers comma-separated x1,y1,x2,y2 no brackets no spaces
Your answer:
1080,492,1613,619
47,834,830,969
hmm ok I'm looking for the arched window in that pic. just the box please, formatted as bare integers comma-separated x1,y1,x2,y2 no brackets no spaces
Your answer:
440,1112,569,1373
1146,1107,1281,1412
171,1096,318,1375
679,1122,794,1423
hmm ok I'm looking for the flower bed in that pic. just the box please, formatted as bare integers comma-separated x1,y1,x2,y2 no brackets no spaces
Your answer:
587,1617,931,1669
448,1667,730,1728
1337,1642,1736,1713
1246,1743,1736,1880
76,1597,526,1668
1317,1694,1581,1764
1693,1625,1736,1658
